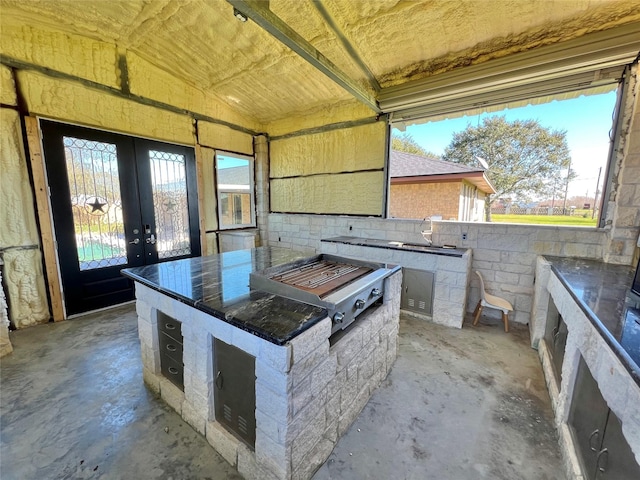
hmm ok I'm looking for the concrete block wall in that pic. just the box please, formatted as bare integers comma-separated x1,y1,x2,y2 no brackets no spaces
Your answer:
219,231,259,253
604,63,640,265
133,271,401,480
436,222,606,325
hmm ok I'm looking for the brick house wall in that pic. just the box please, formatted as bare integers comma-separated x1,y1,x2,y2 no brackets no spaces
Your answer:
389,181,461,220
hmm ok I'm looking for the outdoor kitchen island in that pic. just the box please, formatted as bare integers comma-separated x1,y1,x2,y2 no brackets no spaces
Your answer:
121,247,402,480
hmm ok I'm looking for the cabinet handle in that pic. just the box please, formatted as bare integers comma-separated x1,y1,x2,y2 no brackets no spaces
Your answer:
215,371,224,390
589,429,600,452
596,448,608,473
166,344,177,352
165,323,176,330
168,367,179,375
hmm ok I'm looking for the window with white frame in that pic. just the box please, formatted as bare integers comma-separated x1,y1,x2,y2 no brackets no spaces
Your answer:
215,151,256,229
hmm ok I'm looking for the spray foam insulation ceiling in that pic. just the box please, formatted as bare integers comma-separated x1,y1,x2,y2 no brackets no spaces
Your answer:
1,0,640,126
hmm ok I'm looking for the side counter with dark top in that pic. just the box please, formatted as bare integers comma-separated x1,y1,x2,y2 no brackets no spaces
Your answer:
121,246,403,480
530,256,640,479
321,236,471,328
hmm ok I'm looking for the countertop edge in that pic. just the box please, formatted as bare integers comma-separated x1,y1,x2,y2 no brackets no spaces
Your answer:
546,260,640,387
321,236,468,257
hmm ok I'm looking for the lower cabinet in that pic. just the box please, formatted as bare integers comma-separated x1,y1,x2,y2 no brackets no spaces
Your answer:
401,268,434,316
544,297,568,388
569,357,640,479
213,338,256,448
157,311,184,390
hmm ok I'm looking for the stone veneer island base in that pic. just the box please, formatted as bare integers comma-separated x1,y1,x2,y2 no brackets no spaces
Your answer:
124,248,402,480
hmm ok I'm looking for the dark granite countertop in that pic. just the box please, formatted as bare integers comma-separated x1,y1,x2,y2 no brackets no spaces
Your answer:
322,236,467,257
544,256,640,385
121,247,328,345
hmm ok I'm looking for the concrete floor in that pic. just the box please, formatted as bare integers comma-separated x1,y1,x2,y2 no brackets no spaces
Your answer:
0,305,564,480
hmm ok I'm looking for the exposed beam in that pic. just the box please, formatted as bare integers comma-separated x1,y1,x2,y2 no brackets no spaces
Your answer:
227,0,381,113
0,55,263,137
311,1,380,93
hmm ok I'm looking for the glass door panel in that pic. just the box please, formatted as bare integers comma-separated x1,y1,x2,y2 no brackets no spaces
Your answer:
149,150,191,259
63,136,127,271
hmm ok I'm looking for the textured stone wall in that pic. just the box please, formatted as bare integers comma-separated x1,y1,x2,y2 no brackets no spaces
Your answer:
604,63,640,265
389,181,461,220
255,135,270,246
269,121,386,216
134,272,402,480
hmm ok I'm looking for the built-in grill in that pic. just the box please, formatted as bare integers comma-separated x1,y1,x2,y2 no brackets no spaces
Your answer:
250,254,400,334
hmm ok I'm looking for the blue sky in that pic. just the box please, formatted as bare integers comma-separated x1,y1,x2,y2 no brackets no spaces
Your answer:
396,90,617,199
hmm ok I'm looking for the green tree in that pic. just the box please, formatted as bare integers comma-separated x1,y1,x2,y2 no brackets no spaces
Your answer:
391,132,438,158
441,116,571,220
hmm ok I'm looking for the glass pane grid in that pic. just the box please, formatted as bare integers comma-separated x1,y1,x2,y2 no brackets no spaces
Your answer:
63,136,127,271
149,150,191,259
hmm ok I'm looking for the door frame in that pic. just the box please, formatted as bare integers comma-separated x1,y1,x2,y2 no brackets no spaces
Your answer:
26,116,203,320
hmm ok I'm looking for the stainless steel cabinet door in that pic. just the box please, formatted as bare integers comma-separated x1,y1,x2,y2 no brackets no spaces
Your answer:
401,268,434,315
569,357,609,479
213,338,256,448
596,412,640,479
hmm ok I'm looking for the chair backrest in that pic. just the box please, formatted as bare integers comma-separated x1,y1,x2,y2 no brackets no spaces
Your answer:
475,271,487,301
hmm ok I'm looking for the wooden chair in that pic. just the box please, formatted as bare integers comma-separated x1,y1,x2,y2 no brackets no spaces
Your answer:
472,271,513,332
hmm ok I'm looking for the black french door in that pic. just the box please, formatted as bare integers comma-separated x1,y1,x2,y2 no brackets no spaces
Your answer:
41,120,200,315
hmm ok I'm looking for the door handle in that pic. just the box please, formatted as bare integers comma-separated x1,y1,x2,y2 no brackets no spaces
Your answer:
215,371,223,390
146,234,156,244
129,238,140,245
588,429,600,452
596,448,608,473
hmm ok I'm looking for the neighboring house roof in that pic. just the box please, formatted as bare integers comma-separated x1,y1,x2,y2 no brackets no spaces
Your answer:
389,150,496,194
217,166,250,186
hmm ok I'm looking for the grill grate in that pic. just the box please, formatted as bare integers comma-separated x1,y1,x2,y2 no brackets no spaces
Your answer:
269,260,372,298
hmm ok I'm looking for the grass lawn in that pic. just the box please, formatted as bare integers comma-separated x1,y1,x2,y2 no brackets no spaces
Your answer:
491,213,598,226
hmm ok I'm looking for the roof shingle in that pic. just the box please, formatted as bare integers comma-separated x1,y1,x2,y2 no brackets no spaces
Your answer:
389,150,483,178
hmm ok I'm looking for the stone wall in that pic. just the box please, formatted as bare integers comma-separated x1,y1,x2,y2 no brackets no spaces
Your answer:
133,271,401,480
604,63,640,265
